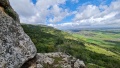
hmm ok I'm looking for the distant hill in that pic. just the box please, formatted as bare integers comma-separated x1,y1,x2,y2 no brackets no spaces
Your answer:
21,24,84,53
22,24,120,68
68,27,120,32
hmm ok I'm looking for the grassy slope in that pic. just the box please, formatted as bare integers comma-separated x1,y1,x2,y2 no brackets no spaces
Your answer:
72,30,120,55
21,24,84,52
72,30,120,68
22,24,120,68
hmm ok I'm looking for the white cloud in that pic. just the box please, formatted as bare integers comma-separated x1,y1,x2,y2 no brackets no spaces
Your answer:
9,0,120,29
9,0,68,24
49,5,70,23
49,0,120,29
9,0,38,23
71,0,79,3
74,5,100,21
9,0,36,17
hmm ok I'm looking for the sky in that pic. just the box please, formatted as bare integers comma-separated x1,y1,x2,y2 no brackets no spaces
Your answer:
9,0,120,29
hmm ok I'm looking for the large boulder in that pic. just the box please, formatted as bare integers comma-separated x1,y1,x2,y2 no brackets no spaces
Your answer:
0,0,37,68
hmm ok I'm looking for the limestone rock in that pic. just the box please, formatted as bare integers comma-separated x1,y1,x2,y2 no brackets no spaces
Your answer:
36,53,54,65
36,52,86,68
74,59,85,68
0,0,37,68
37,64,43,68
0,0,19,21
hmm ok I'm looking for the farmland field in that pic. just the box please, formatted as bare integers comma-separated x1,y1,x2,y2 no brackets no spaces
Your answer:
71,29,120,68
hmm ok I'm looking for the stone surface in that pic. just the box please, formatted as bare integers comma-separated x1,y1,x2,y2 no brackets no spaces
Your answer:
36,52,86,68
74,59,85,68
0,0,19,21
0,0,86,68
37,64,43,68
0,0,37,68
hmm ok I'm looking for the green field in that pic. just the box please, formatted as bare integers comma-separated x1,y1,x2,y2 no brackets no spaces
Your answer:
22,24,120,68
72,29,120,55
72,29,120,68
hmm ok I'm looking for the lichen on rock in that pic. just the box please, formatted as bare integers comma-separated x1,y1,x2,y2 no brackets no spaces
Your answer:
0,0,37,68
36,52,86,68
0,0,86,68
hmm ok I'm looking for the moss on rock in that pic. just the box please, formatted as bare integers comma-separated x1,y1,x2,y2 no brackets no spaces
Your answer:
0,0,19,21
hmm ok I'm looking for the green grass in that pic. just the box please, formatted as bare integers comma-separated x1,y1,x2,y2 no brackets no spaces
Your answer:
85,44,120,60
87,63,105,68
42,57,63,68
71,29,120,68
22,24,120,68
72,30,120,53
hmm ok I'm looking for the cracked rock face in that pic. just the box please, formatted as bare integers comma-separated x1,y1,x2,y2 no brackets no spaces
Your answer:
0,0,37,68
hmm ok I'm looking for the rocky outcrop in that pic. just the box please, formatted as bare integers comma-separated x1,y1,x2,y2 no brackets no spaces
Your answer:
36,52,85,68
0,0,19,22
0,0,86,68
21,52,86,68
0,0,37,68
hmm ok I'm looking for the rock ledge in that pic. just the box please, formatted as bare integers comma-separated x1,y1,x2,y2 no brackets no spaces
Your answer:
23,52,86,68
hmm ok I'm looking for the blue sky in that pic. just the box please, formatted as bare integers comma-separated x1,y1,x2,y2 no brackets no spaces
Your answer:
31,0,113,24
9,0,120,29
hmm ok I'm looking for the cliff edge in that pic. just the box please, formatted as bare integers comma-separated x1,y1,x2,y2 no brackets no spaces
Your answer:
0,0,37,68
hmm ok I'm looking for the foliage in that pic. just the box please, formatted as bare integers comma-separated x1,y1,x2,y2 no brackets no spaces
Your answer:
22,24,120,68
5,8,17,20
